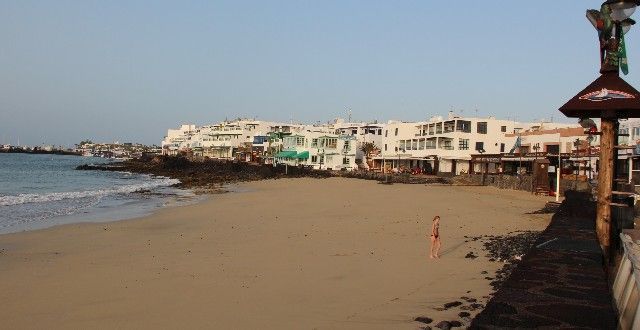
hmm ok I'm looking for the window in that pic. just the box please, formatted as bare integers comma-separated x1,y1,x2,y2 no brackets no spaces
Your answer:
500,143,505,153
343,158,350,165
296,137,305,146
352,129,357,135
459,139,469,150
546,144,560,154
395,128,398,136
311,155,318,163
475,142,484,151
477,122,487,134
501,126,507,132
456,120,471,133
419,139,425,150
436,123,443,134
311,139,318,148
399,140,406,150
385,130,388,137
321,138,337,149
443,140,453,150
444,121,455,133
384,144,387,151
377,129,382,136
343,140,350,151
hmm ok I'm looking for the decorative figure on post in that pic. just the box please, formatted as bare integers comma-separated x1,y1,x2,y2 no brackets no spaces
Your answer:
560,1,640,261
587,2,635,74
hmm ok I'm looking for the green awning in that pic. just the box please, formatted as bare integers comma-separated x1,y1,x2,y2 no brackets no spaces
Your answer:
295,151,309,159
275,150,297,158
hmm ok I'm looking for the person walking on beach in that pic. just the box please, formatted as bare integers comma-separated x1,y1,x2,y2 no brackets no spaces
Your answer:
429,216,441,259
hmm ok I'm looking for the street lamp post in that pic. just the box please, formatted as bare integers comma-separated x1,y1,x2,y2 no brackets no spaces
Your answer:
560,0,640,258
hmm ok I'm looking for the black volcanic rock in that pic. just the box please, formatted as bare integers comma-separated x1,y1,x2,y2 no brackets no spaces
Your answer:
415,316,433,324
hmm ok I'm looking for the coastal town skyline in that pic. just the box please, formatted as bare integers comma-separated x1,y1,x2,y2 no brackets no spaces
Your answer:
1,1,633,146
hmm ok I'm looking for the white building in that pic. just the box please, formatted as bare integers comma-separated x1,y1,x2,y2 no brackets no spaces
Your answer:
276,131,357,171
368,112,582,176
161,124,197,155
372,113,526,175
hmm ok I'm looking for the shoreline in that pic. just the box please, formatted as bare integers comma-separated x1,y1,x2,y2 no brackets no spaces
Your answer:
0,178,553,329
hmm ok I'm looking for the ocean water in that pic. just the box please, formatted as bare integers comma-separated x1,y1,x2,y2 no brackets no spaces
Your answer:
0,153,198,234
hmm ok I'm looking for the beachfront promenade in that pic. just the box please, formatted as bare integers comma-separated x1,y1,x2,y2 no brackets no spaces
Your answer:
471,191,617,329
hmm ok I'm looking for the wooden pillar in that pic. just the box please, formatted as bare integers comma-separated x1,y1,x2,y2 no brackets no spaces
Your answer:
597,118,616,257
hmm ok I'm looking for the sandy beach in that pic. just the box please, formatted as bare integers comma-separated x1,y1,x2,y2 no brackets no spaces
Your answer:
0,178,553,329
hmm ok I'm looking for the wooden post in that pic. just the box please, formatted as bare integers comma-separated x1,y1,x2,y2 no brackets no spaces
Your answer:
597,118,616,257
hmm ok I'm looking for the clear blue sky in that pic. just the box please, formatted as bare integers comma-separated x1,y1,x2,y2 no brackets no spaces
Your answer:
1,1,638,146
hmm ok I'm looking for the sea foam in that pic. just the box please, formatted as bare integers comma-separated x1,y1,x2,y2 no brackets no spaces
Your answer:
0,178,180,206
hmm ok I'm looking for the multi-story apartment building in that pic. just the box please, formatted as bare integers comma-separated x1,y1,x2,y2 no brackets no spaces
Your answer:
372,113,531,175
276,130,357,171
161,124,197,155
162,120,301,159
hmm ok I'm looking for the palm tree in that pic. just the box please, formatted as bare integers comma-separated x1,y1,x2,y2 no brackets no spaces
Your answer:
360,142,379,170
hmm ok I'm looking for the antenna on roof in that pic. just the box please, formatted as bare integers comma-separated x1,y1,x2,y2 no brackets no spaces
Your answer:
348,108,352,122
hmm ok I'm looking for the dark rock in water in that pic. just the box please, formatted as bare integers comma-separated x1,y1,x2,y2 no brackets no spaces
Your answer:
481,270,488,274
444,301,462,309
464,252,477,259
435,321,452,330
414,316,433,324
458,312,470,318
419,327,432,330
449,320,462,327
466,298,477,303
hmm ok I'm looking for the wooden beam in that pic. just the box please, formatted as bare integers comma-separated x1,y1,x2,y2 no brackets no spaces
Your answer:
597,118,615,258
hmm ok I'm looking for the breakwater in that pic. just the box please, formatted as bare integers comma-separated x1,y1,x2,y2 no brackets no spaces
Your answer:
0,147,80,156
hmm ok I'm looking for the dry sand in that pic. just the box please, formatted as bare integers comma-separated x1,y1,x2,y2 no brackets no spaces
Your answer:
0,178,553,329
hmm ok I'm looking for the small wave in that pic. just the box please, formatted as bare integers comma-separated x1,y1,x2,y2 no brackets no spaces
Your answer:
0,178,180,206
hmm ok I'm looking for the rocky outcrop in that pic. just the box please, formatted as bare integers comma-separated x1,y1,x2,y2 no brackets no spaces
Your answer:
76,156,332,188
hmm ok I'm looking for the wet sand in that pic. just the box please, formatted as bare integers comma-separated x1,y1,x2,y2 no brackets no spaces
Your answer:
0,178,552,329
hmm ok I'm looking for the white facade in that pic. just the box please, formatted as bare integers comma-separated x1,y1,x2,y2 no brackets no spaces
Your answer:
277,131,357,171
161,124,196,155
